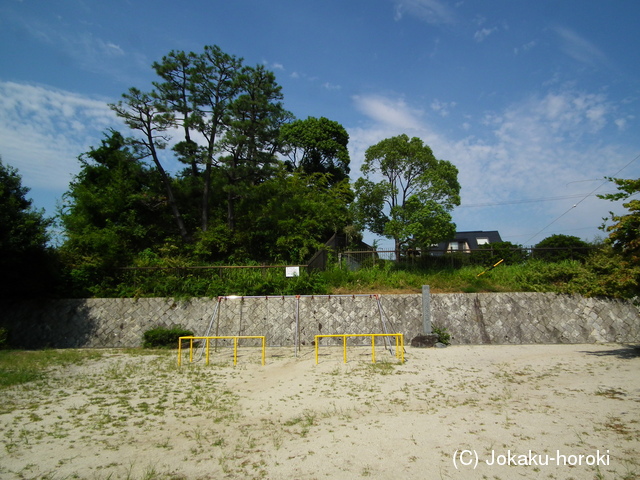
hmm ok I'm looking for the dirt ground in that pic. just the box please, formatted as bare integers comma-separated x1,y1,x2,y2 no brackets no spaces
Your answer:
1,343,639,480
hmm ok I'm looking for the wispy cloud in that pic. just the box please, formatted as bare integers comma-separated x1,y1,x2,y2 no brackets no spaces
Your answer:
0,81,117,200
474,27,497,42
392,0,456,25
347,88,632,244
322,82,341,91
13,14,145,83
431,99,456,117
514,40,537,55
554,26,607,66
352,94,424,131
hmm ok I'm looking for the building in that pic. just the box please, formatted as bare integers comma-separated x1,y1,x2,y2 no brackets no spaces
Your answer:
432,230,503,254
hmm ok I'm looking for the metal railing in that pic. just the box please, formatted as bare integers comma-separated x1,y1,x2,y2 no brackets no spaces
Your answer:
178,335,266,366
314,333,405,364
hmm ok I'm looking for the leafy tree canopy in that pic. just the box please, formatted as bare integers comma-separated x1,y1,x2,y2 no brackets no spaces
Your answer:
0,158,54,297
58,131,172,294
353,134,460,252
280,116,350,184
599,177,640,265
534,234,591,263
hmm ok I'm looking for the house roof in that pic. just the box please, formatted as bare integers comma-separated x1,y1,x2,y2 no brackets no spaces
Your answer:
433,230,503,251
453,231,503,249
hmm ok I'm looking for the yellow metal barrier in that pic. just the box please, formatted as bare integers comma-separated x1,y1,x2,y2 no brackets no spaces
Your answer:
178,336,266,366
314,333,404,364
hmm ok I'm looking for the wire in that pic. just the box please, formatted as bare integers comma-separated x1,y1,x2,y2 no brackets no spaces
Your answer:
458,191,616,208
523,151,640,244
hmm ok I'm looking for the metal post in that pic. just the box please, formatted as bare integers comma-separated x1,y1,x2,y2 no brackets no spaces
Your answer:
295,296,300,357
343,335,347,363
422,285,432,334
371,335,376,363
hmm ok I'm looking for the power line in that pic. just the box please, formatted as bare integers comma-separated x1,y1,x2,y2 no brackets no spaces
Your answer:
458,191,616,208
524,151,640,244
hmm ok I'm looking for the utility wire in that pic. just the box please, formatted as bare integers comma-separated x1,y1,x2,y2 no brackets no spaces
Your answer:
524,151,640,244
458,191,616,208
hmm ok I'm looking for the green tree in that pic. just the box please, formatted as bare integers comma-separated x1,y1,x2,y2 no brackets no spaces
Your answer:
110,88,190,243
0,158,54,298
59,131,169,294
152,46,242,231
353,134,460,255
280,116,350,184
599,177,640,265
248,170,353,262
533,234,591,263
217,64,292,231
112,46,292,242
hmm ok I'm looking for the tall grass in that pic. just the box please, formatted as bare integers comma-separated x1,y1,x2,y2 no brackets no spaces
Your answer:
323,257,638,298
324,262,513,293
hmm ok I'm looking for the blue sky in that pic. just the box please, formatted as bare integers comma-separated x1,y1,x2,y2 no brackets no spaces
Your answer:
1,0,639,249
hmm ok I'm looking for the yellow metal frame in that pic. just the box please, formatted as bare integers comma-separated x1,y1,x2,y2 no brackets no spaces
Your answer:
178,336,266,366
314,333,404,364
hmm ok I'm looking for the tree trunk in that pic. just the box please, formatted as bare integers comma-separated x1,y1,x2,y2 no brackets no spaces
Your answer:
227,190,236,231
395,237,402,264
148,139,190,243
201,162,212,232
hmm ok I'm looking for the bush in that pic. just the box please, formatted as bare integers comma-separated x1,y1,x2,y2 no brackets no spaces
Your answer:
432,325,451,345
533,234,592,263
475,241,528,265
142,326,193,348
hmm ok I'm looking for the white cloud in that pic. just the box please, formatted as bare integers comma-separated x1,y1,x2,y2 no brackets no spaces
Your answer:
514,40,537,55
352,94,424,131
474,27,497,42
431,99,456,117
392,0,456,25
14,14,146,83
347,88,633,244
322,82,342,91
0,81,118,204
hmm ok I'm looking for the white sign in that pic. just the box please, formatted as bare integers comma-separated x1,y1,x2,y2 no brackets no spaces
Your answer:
285,266,300,277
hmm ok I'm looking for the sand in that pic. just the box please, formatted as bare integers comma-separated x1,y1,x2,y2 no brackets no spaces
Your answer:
1,343,639,480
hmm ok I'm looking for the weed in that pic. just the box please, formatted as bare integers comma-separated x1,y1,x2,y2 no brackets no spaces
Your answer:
595,387,627,399
432,325,451,345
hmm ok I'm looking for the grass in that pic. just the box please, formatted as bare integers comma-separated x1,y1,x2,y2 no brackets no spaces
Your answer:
0,349,105,389
323,261,540,294
323,256,639,298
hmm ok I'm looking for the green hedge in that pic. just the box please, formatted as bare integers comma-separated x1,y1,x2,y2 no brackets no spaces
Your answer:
142,326,193,348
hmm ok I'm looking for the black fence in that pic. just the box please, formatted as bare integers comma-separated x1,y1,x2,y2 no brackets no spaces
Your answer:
338,246,596,270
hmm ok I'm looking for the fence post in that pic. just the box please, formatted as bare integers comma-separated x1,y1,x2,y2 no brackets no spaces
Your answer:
422,285,432,334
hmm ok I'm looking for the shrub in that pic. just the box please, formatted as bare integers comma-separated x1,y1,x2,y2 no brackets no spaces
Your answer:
533,234,592,263
475,241,528,266
432,325,451,345
142,326,193,348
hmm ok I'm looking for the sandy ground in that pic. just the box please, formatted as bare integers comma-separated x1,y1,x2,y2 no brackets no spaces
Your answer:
1,343,639,480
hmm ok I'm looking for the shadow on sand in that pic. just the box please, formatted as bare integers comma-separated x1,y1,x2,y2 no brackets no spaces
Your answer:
581,344,640,360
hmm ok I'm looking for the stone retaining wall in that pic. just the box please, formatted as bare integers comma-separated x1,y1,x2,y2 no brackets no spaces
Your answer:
431,293,639,344
2,292,638,348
